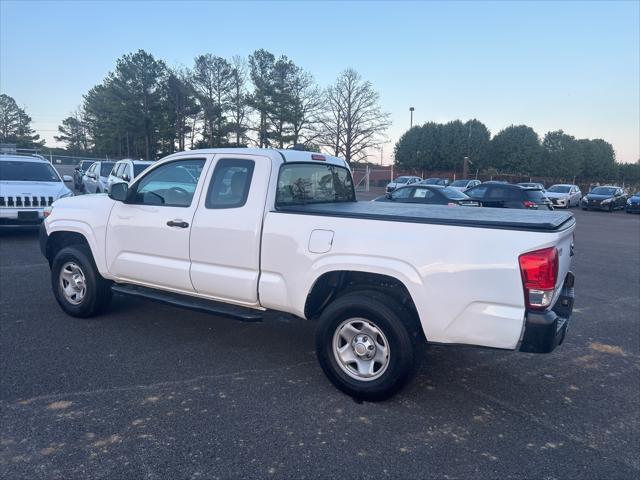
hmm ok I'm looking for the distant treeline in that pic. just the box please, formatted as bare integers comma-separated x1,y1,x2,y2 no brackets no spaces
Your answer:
394,121,639,183
1,49,390,164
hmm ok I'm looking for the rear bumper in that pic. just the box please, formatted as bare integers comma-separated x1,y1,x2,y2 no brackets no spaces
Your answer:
519,271,575,353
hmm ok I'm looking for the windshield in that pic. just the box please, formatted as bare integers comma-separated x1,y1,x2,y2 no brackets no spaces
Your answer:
0,161,60,182
133,163,151,177
548,185,571,193
450,180,469,187
394,177,409,184
441,187,469,200
276,163,355,206
99,162,115,177
591,187,616,195
80,161,94,170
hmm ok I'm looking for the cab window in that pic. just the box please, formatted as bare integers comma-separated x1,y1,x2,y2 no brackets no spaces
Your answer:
129,159,205,207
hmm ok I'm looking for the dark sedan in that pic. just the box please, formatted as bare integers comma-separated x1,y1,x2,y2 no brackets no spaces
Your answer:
73,160,95,189
374,185,480,206
465,183,552,210
625,192,640,213
580,186,627,212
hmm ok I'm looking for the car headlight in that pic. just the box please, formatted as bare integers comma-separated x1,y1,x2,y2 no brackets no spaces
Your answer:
601,197,613,204
627,199,632,205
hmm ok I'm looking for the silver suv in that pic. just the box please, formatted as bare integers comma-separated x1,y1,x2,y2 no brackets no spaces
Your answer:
0,154,73,226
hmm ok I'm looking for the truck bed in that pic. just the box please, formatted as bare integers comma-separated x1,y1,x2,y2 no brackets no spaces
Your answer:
276,201,575,232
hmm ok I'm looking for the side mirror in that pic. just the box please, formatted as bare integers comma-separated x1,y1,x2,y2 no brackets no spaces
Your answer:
62,175,73,182
109,182,128,202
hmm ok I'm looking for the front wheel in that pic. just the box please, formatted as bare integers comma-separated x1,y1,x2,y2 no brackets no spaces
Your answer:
51,245,112,318
315,290,424,401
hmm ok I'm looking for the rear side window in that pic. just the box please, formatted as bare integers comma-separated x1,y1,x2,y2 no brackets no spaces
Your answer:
524,190,547,201
100,162,115,177
276,163,355,206
466,186,487,198
206,159,255,209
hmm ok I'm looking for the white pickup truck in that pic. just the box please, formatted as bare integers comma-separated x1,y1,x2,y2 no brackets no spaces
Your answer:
40,148,576,400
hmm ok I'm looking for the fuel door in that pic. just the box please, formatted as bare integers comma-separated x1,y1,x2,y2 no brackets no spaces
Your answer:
308,229,334,254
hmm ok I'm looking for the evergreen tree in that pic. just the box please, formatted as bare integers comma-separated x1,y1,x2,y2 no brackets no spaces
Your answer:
0,94,45,148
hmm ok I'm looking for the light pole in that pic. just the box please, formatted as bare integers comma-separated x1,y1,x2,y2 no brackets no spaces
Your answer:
409,107,415,128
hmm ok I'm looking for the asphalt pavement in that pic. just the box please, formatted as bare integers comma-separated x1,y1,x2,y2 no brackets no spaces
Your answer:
1,205,639,479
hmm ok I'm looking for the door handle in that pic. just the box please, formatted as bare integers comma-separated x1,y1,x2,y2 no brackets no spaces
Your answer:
166,220,189,228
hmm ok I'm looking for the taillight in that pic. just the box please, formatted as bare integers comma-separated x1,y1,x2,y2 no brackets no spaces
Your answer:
519,247,558,310
311,154,326,161
523,200,536,208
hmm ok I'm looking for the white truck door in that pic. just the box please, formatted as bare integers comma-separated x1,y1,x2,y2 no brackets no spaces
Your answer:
105,157,208,292
189,154,271,306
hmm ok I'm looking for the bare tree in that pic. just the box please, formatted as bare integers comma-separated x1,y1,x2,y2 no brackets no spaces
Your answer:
320,69,390,163
290,69,323,147
229,55,250,147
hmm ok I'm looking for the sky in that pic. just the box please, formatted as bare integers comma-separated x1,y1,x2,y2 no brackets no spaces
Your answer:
1,0,638,164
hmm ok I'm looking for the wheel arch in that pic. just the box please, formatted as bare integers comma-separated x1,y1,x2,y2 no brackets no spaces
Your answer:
304,269,425,340
44,222,103,272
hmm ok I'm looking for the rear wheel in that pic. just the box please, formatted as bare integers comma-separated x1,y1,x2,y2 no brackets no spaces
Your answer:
315,290,424,401
51,245,112,318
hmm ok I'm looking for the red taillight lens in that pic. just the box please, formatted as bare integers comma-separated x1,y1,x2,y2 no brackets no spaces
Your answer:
311,154,326,161
519,247,558,309
523,200,536,208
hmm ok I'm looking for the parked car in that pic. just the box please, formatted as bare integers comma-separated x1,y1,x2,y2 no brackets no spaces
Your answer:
385,175,422,193
421,177,450,186
40,148,576,400
518,182,545,192
483,180,509,184
580,186,627,212
0,153,73,227
73,160,95,189
625,192,640,213
466,183,552,210
374,184,479,207
544,184,582,208
449,179,481,192
106,159,154,193
81,161,115,193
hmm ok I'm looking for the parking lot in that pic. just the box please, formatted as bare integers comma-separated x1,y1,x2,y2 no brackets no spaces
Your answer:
1,194,639,478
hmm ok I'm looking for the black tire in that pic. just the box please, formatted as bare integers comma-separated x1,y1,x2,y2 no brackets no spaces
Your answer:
609,202,614,212
51,245,112,318
315,289,424,401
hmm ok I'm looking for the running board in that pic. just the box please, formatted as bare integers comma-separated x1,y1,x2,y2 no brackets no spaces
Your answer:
111,284,263,322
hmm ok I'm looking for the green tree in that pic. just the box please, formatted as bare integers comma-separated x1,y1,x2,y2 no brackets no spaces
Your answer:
54,110,89,153
191,54,234,147
248,49,276,147
541,130,582,179
162,69,199,153
83,50,168,158
577,138,616,180
0,94,45,148
490,125,542,174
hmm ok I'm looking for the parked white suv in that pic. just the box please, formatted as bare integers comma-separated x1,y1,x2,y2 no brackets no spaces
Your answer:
106,159,154,193
81,160,115,194
0,154,73,226
41,148,576,400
